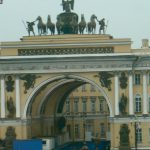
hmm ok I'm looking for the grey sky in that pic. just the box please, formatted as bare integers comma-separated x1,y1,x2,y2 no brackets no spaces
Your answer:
0,0,149,48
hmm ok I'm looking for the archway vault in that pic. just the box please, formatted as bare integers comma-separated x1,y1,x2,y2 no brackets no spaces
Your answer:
23,74,114,119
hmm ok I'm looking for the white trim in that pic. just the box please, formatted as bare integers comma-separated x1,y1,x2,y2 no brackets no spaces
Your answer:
0,41,132,49
131,147,150,150
0,53,134,60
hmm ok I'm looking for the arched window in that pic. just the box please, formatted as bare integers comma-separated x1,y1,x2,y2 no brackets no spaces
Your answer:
135,94,142,112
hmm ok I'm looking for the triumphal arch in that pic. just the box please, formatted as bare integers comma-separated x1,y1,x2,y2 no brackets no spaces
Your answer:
1,1,150,150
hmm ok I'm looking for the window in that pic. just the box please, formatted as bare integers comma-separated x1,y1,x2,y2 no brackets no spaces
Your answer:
149,128,150,141
149,97,150,112
135,94,142,112
100,123,105,138
74,97,79,113
136,128,142,143
99,96,105,112
148,73,150,84
82,84,86,92
86,123,93,132
134,74,141,85
90,84,96,92
82,97,87,112
75,124,80,138
66,98,70,112
91,97,96,112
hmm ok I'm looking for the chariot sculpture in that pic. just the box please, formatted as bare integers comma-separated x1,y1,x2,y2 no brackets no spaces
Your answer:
23,0,107,36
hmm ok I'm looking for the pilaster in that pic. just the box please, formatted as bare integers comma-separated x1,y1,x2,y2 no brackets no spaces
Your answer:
142,71,148,115
15,75,21,118
114,72,119,116
0,75,5,118
128,71,134,116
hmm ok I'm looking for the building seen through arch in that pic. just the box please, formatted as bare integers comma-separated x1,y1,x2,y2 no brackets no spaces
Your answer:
62,83,110,141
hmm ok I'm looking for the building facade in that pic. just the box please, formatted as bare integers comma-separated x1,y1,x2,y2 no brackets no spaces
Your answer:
63,83,109,141
0,35,150,149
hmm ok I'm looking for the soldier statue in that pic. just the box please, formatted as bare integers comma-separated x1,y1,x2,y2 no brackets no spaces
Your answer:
96,18,106,34
62,0,74,12
26,21,36,36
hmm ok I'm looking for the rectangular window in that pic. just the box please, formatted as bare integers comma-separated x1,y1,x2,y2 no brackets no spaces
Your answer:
66,98,70,112
100,123,105,138
149,128,150,142
74,97,79,113
0,0,3,4
99,96,105,113
75,124,80,138
134,74,141,85
100,100,104,112
135,96,142,112
148,73,150,84
136,128,142,143
90,84,96,92
82,84,86,92
91,97,96,113
149,97,150,112
82,97,87,112
86,123,93,132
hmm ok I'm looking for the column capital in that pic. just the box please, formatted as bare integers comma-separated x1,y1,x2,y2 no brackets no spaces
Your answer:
141,70,148,75
113,71,120,75
0,74,5,78
127,71,134,75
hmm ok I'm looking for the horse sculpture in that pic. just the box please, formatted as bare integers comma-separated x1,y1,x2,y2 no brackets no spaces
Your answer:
47,15,55,35
87,14,97,34
56,15,64,35
36,16,46,35
78,14,86,34
70,14,78,34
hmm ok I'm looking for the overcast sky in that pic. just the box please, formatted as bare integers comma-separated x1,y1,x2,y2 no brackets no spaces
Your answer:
0,0,149,48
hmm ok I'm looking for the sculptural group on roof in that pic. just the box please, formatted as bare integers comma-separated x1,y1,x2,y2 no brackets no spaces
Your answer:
24,0,107,36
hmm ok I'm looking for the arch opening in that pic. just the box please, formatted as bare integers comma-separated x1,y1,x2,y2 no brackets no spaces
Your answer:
23,75,114,140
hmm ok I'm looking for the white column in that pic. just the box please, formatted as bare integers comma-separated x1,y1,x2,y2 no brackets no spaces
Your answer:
115,73,119,116
1,75,6,118
143,71,148,115
15,75,21,118
129,72,134,115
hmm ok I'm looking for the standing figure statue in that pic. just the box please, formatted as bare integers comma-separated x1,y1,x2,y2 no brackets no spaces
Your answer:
96,18,106,34
26,21,36,36
7,97,16,118
62,0,74,12
119,93,127,115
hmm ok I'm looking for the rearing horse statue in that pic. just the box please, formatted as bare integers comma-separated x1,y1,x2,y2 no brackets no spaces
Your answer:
36,16,46,35
47,15,55,35
78,14,86,34
87,14,97,34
